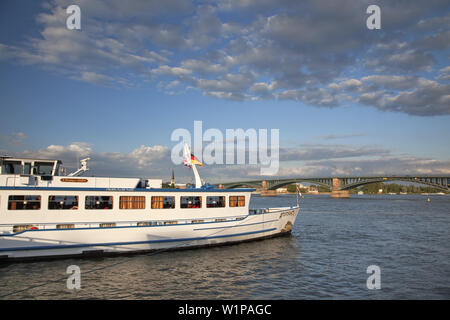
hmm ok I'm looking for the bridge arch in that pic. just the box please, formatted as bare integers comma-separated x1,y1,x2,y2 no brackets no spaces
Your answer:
340,177,449,191
222,182,261,189
267,179,332,191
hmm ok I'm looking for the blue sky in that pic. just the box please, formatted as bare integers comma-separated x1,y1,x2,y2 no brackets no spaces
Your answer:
0,0,449,182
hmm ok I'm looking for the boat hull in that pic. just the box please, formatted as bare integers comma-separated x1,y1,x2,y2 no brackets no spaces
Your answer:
0,207,299,261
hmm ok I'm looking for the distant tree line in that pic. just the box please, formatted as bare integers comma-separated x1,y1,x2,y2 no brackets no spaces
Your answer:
284,182,447,194
286,184,309,193
286,184,327,193
162,182,175,188
355,182,447,194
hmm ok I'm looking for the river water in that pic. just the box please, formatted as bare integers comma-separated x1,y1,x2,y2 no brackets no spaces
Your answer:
0,194,449,300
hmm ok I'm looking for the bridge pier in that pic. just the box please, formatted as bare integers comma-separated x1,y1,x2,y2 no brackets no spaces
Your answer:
260,180,277,197
331,190,350,198
331,178,350,198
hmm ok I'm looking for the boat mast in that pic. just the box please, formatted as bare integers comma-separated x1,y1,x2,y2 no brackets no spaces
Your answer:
191,163,202,188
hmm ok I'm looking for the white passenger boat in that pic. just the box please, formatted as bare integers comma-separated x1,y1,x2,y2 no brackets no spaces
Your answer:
0,149,299,261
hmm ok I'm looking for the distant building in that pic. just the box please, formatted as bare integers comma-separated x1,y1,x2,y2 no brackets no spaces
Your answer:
276,187,287,193
358,191,364,195
308,184,319,194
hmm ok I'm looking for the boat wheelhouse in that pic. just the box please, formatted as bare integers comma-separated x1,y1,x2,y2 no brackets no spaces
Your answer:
0,155,299,261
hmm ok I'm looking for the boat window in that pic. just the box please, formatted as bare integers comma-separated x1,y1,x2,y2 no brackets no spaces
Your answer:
85,196,113,210
23,163,31,175
35,162,53,175
99,223,116,228
8,195,41,210
3,161,21,174
13,225,37,232
151,196,175,209
120,196,146,209
229,196,245,207
206,196,225,208
48,196,78,210
57,224,75,229
180,196,202,209
137,221,153,226
164,221,178,225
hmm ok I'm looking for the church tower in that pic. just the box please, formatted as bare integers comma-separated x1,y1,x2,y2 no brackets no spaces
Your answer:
171,169,175,188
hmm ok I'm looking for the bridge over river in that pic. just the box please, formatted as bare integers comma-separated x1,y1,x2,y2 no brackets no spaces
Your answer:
216,176,450,198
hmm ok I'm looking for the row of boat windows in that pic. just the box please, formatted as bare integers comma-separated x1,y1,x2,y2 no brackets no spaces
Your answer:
6,195,246,210
12,216,249,233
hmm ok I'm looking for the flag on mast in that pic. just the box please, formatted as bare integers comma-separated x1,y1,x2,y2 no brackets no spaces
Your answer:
190,154,203,166
182,144,203,167
183,143,203,188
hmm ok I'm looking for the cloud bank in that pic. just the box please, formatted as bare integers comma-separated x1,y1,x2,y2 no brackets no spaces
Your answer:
5,141,449,183
0,0,449,116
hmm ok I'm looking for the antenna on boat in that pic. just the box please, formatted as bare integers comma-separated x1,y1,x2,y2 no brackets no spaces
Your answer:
183,144,202,188
68,157,91,177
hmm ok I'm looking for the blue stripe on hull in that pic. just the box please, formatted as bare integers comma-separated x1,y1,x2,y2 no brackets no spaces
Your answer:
0,186,255,192
0,217,270,237
0,227,277,252
193,219,278,231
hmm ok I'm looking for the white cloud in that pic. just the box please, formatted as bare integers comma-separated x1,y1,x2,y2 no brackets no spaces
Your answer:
152,65,192,77
437,66,450,81
316,133,367,140
358,79,450,116
12,142,169,177
181,59,227,75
